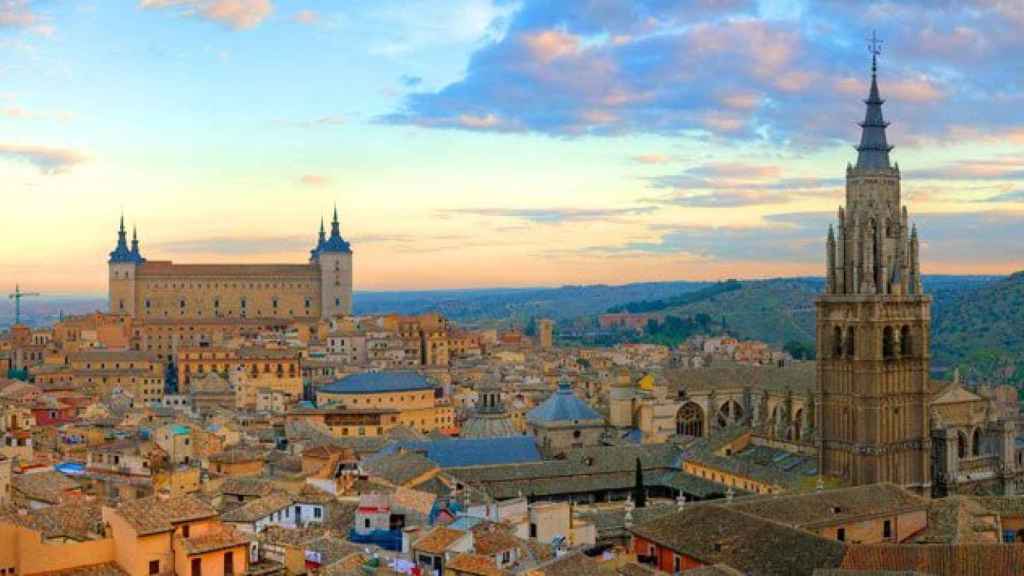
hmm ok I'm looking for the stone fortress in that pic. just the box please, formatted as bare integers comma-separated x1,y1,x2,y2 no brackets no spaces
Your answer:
108,207,353,321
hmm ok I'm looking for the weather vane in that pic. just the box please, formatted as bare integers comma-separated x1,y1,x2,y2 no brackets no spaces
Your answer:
868,30,883,72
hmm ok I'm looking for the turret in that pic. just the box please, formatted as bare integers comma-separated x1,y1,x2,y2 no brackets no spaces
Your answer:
315,205,353,318
108,214,140,316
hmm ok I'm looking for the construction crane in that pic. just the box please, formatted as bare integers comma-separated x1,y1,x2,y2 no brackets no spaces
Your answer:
8,285,40,326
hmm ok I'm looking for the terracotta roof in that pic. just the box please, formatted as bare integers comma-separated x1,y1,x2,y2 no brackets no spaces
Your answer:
630,504,845,576
221,493,294,523
33,563,129,576
209,448,266,464
471,526,521,556
113,494,218,535
528,552,607,576
840,543,1024,574
12,470,81,505
726,483,929,530
177,526,250,555
219,477,276,498
362,451,438,487
3,501,105,540
413,526,468,554
445,553,506,576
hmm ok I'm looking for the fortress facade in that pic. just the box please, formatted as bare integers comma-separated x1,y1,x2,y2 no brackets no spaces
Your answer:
107,209,353,321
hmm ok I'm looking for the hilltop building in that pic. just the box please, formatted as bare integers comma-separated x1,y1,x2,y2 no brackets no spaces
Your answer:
108,208,353,321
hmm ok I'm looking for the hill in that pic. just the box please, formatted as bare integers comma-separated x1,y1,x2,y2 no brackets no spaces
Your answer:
602,275,1007,381
353,281,710,326
932,271,1024,385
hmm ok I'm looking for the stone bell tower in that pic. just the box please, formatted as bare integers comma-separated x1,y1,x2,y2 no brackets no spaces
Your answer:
817,36,932,493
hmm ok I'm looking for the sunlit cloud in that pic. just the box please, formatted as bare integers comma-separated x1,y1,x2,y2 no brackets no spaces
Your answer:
139,0,273,30
440,206,657,224
0,143,87,174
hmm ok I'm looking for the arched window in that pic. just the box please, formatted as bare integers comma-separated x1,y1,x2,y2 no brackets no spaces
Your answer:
677,403,704,437
972,428,981,457
833,326,844,358
958,431,967,459
845,327,856,358
900,325,912,357
883,326,895,359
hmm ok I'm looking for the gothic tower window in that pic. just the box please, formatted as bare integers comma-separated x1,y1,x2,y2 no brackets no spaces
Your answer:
882,326,895,359
900,325,912,357
972,428,981,457
833,326,844,358
957,432,967,459
845,327,856,358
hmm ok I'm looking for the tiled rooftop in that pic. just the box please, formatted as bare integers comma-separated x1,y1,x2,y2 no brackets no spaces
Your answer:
413,526,467,554
114,494,218,535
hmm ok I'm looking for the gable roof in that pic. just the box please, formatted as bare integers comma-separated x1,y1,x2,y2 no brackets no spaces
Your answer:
932,382,984,405
630,504,845,576
841,543,1024,574
113,494,218,535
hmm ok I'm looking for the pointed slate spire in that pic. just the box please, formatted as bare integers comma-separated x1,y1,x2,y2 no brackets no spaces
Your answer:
109,213,134,263
856,32,893,170
320,203,352,253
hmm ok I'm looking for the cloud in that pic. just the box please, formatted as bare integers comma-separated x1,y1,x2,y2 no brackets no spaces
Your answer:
440,206,657,224
631,153,673,165
0,0,53,35
299,174,330,187
980,190,1024,203
642,162,839,208
292,8,318,25
579,210,1024,265
399,74,423,88
382,1,1024,146
0,143,87,174
139,0,273,30
0,0,36,28
277,115,345,128
153,234,310,255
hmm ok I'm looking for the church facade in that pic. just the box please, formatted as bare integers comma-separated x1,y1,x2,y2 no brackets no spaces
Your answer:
107,209,353,321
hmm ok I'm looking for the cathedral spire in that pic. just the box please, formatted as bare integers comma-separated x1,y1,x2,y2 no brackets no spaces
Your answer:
856,31,893,170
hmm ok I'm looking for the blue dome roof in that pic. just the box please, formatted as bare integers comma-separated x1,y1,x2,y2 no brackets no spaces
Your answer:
320,371,431,395
527,381,602,424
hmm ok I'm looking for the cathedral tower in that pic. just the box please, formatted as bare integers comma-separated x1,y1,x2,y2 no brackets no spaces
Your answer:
817,39,931,493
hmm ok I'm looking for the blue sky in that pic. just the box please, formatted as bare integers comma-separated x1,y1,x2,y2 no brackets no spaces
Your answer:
2,0,1023,294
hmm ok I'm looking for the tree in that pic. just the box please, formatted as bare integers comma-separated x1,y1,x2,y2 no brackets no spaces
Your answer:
633,457,647,508
784,339,816,360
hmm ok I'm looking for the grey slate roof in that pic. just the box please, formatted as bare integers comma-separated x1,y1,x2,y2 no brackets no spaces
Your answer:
526,381,602,424
320,371,431,395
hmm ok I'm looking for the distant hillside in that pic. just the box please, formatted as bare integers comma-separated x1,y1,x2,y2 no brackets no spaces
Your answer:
354,281,710,326
638,277,823,347
932,271,1024,385
603,275,1009,381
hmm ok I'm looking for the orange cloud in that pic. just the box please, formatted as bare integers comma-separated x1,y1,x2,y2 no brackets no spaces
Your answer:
139,0,273,30
299,174,330,186
292,9,318,26
522,30,581,63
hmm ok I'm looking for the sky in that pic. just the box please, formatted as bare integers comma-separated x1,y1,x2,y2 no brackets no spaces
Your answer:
2,0,1023,295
